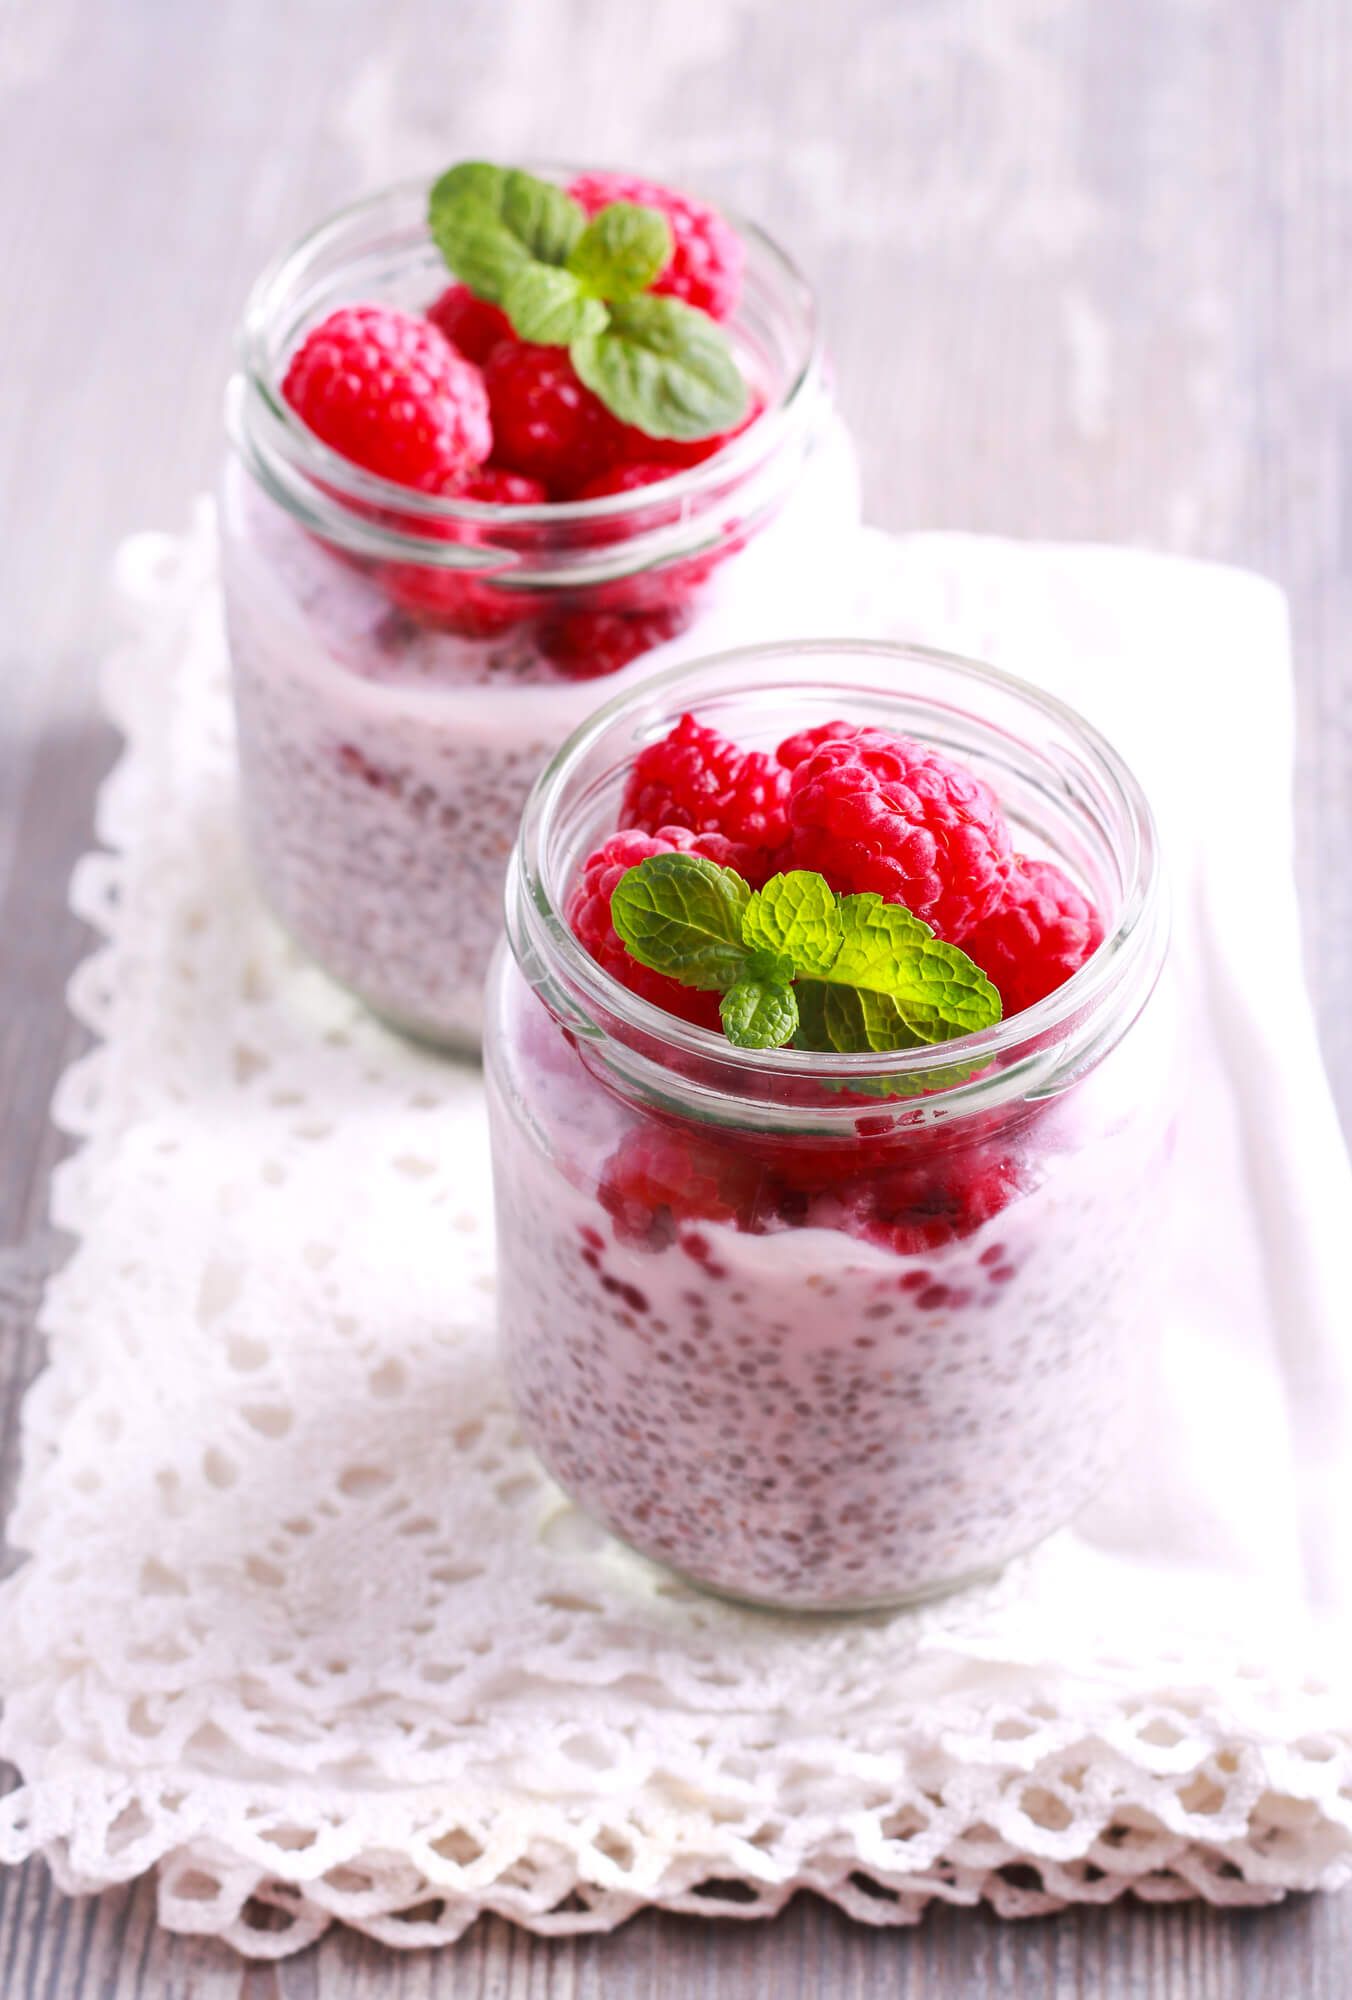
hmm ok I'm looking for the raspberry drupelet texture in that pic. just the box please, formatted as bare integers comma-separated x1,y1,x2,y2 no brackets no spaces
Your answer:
962,855,1106,1015
536,605,693,679
282,306,492,491
783,723,1013,941
426,283,515,366
599,1126,765,1246
619,713,791,870
568,171,745,322
567,826,746,1025
483,341,622,493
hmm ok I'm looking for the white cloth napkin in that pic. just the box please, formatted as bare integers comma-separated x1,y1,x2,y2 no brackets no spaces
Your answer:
0,512,1348,1959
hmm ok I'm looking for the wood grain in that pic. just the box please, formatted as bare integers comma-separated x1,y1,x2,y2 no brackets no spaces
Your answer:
1,0,1349,1989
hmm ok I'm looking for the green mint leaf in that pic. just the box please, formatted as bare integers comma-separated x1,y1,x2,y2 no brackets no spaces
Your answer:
502,265,608,346
568,201,673,299
570,294,748,441
820,893,1001,1041
720,976,799,1049
428,162,585,306
500,168,587,265
794,982,930,1056
742,871,842,975
610,853,752,992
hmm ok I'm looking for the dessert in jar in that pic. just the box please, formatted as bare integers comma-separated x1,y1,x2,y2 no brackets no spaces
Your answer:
485,641,1173,1612
221,161,858,1049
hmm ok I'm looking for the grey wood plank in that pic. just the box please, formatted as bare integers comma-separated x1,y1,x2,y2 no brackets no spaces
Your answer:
1,0,1350,1991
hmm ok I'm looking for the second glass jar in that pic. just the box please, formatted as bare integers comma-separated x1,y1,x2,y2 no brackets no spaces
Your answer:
486,642,1174,1612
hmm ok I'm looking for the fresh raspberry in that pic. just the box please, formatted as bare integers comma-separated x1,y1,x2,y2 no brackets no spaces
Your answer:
536,604,691,679
483,341,622,492
574,461,678,500
568,172,745,321
454,466,549,506
567,825,745,1026
426,283,514,366
599,1125,765,1246
620,713,791,865
961,855,1105,1017
784,726,1012,941
375,467,547,633
282,306,491,491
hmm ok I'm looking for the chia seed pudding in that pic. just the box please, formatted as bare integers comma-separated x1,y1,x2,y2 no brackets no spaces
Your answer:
485,643,1172,1611
222,172,856,1049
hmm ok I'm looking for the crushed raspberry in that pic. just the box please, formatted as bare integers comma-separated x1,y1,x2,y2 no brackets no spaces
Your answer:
567,826,746,1025
599,1125,765,1246
619,713,791,866
536,604,692,679
568,172,745,321
376,466,547,632
483,341,622,492
784,726,1012,941
283,305,491,491
961,855,1105,1016
426,283,514,365
797,1143,1026,1255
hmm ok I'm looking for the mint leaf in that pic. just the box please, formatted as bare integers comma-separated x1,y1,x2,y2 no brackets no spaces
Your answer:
720,977,799,1049
820,893,1001,1040
428,162,584,305
502,265,607,346
794,982,929,1056
610,853,751,992
500,168,586,265
571,295,748,441
568,201,673,299
742,871,842,974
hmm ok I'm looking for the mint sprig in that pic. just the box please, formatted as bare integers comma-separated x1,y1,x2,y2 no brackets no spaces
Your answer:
609,856,1002,1053
427,161,748,442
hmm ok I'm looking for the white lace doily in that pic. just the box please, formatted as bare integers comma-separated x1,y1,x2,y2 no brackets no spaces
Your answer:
2,510,1349,1958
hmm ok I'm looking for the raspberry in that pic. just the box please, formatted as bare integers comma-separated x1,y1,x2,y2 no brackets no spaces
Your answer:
454,466,549,506
282,305,491,491
426,284,514,365
568,172,745,321
599,1125,764,1246
567,825,745,1026
483,341,622,492
784,726,1012,941
797,1142,1025,1256
536,604,691,679
574,461,677,500
619,713,791,866
376,466,547,633
961,855,1105,1017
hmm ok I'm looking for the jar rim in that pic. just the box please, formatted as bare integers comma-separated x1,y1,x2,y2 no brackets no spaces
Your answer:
509,638,1167,1108
232,172,824,539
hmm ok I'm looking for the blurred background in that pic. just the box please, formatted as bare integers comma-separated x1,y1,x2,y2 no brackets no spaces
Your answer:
2,0,1349,1126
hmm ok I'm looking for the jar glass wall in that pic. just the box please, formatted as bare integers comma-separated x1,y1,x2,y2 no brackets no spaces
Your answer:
221,179,858,1049
485,641,1173,1612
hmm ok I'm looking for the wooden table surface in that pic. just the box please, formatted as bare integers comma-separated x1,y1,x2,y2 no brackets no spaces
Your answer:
2,0,1349,1991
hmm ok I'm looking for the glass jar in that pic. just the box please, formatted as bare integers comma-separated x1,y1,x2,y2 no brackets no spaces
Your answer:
221,177,857,1050
486,641,1173,1612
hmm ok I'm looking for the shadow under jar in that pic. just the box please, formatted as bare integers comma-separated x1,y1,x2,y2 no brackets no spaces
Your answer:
221,176,856,1051
485,641,1174,1612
